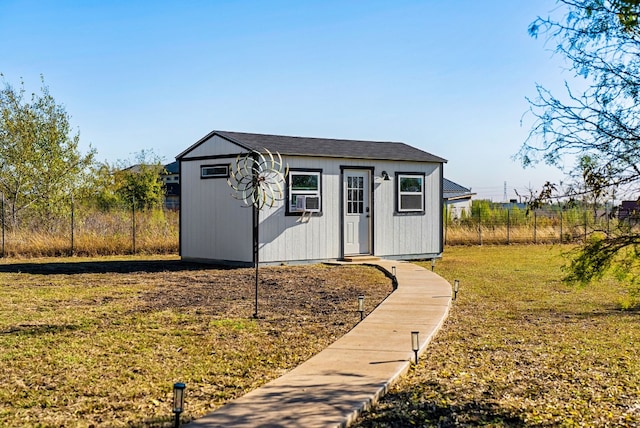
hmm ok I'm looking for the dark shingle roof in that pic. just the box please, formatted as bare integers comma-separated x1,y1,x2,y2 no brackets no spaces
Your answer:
443,178,475,200
443,178,470,193
163,161,179,174
178,130,446,163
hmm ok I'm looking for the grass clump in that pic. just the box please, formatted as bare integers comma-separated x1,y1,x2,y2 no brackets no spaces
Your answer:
354,245,640,427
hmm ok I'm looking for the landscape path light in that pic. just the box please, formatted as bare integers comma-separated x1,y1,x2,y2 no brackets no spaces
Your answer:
391,266,398,290
431,258,435,271
453,279,460,300
411,331,420,364
358,295,365,320
173,382,186,428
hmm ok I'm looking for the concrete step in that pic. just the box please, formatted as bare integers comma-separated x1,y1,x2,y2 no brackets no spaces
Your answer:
342,255,381,263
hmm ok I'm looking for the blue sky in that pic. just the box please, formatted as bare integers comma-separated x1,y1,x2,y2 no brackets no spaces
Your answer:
1,0,570,201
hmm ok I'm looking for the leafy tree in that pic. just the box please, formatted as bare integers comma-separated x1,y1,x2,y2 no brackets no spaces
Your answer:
471,199,492,220
84,162,121,210
89,150,166,211
519,0,640,285
571,154,614,220
0,75,95,227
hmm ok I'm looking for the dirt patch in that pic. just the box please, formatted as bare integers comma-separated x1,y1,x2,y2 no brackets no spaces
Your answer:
139,265,388,320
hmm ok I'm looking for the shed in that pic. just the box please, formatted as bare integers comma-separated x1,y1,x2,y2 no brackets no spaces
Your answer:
176,130,447,266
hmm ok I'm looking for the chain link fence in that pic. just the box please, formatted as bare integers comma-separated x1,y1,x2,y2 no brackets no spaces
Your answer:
444,205,630,246
0,199,178,258
2,199,636,256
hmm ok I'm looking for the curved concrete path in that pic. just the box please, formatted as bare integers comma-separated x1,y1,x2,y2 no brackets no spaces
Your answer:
187,260,452,428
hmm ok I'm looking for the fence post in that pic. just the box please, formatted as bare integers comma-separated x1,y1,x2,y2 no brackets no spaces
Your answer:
1,194,4,258
559,207,563,244
478,209,482,245
584,210,588,241
507,209,510,245
132,195,136,254
534,210,537,244
70,195,75,256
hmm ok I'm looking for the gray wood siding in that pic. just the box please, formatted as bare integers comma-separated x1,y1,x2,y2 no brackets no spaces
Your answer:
259,157,442,263
181,157,253,262
259,156,341,263
372,161,442,258
182,135,244,159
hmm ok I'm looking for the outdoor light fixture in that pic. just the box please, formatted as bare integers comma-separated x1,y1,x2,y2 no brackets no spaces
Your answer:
431,259,436,271
358,295,365,320
453,279,460,300
391,266,398,290
173,382,186,428
411,331,420,364
381,171,390,181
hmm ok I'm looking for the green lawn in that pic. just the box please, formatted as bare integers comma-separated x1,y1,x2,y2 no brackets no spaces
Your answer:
354,245,640,427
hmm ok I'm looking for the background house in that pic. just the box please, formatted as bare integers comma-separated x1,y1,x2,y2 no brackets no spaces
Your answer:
161,161,180,209
176,130,447,265
618,200,640,223
443,178,475,219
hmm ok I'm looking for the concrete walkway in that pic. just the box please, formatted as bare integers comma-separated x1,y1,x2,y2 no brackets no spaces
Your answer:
187,259,452,428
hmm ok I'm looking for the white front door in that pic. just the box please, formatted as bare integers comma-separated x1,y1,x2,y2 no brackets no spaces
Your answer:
343,170,371,255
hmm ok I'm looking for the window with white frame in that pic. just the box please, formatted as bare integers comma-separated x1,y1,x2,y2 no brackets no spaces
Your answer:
397,173,425,212
288,170,321,213
201,164,229,179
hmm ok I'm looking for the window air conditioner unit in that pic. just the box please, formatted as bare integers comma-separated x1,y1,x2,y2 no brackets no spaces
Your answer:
295,195,320,212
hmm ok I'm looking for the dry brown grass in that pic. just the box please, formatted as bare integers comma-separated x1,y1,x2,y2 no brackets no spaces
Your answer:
1,210,178,257
445,225,589,245
0,255,392,427
354,245,640,427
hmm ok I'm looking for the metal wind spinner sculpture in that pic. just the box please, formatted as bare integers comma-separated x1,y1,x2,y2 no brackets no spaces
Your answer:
228,149,288,209
227,149,288,318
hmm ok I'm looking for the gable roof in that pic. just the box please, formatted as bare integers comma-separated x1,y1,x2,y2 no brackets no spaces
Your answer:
178,130,447,163
443,178,475,200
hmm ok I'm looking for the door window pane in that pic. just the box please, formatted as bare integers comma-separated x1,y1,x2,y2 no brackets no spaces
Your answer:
347,175,364,214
